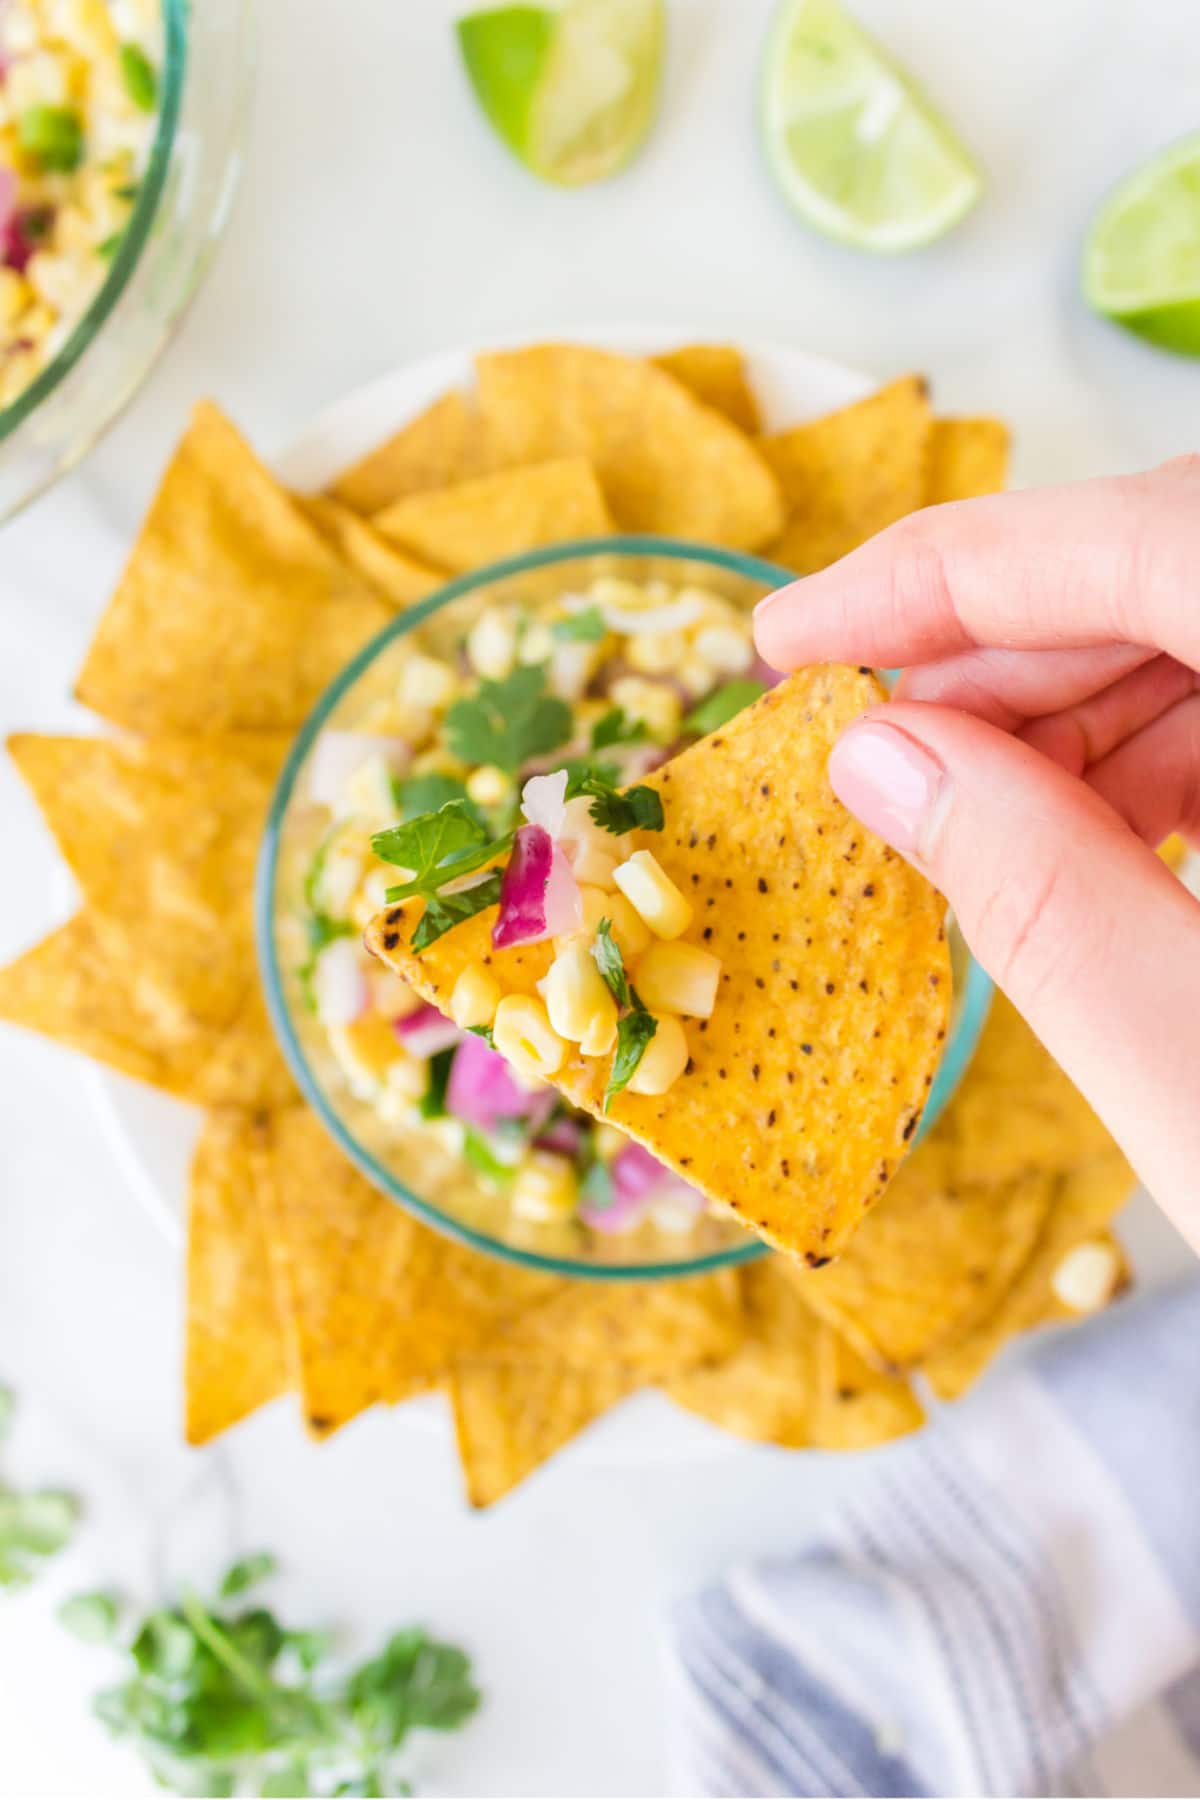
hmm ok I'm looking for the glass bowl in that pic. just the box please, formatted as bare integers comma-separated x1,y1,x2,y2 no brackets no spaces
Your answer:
0,0,256,522
258,538,993,1279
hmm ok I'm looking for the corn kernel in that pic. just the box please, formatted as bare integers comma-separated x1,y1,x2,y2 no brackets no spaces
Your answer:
633,940,721,1018
626,628,689,675
609,676,682,744
369,967,422,1019
342,752,400,823
466,763,509,808
549,637,603,701
327,1015,403,1100
541,940,618,1047
449,964,502,1030
693,623,753,676
517,619,554,664
396,652,459,711
1051,1241,1121,1314
493,994,566,1083
559,886,651,961
409,746,467,779
571,843,619,889
467,608,517,680
311,834,365,919
614,851,693,940
375,1055,429,1121
0,269,31,328
627,1014,690,1096
593,1123,629,1163
678,655,714,700
511,1150,579,1223
590,575,644,610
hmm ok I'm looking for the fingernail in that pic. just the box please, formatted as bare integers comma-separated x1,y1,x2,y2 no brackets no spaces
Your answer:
753,581,794,619
827,721,946,856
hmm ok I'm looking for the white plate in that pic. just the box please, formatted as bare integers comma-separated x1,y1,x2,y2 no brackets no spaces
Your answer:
79,325,1194,1460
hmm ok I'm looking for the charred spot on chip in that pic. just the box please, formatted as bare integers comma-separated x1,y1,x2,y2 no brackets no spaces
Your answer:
382,931,400,950
902,1111,920,1141
862,883,875,897
758,877,769,894
800,1043,813,1055
806,1253,832,1269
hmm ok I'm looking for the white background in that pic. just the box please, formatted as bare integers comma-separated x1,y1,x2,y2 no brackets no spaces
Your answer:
1,0,1198,1792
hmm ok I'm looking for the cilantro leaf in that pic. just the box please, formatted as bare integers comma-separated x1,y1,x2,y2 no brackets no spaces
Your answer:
463,1127,517,1188
569,772,664,835
591,919,631,1009
560,756,620,796
552,605,606,642
605,1006,657,1112
579,1158,614,1212
372,799,489,880
684,678,766,736
591,706,647,750
393,771,480,825
418,1047,456,1120
59,1591,122,1643
466,1024,495,1048
410,872,504,951
18,104,84,173
219,1552,277,1599
0,1487,78,1588
444,665,571,774
119,43,158,112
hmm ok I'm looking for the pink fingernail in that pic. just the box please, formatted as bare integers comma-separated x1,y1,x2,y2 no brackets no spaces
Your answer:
827,721,945,855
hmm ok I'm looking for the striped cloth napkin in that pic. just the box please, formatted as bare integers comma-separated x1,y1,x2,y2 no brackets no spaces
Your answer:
669,1279,1200,1798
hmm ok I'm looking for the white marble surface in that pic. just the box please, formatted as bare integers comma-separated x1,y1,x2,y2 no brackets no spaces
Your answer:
1,0,1198,1791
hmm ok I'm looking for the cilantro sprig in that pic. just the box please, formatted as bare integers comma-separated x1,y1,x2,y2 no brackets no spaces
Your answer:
371,800,513,951
564,767,664,836
591,921,657,1109
590,706,647,751
0,1386,77,1589
683,678,766,736
551,605,606,643
444,665,571,774
60,1553,480,1798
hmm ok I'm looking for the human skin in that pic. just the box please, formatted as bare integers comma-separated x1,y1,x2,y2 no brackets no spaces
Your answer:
753,456,1200,1252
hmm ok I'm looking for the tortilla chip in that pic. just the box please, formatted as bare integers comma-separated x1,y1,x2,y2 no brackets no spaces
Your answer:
75,403,392,734
449,1360,634,1507
488,1268,742,1378
664,1259,818,1446
651,344,761,434
811,1322,925,1449
925,416,1010,503
475,344,783,548
185,1109,290,1444
9,732,287,1031
302,494,446,607
763,375,932,575
367,667,950,1265
373,457,613,574
330,390,478,515
924,1151,1137,1400
192,983,297,1110
799,1152,1054,1370
255,1108,557,1435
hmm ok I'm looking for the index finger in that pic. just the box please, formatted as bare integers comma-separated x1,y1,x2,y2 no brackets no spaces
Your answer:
753,456,1200,675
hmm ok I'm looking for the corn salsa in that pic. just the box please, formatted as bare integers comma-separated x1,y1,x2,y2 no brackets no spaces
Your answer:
0,0,161,409
294,572,770,1242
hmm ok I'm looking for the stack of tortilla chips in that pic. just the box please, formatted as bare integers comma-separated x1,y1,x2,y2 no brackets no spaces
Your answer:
0,343,1138,1505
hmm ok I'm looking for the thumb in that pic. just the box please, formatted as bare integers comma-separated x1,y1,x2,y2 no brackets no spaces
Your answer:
828,702,1200,1249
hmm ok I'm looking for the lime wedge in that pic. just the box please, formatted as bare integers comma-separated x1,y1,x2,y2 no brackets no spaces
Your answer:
1083,133,1200,356
759,0,981,253
456,0,665,187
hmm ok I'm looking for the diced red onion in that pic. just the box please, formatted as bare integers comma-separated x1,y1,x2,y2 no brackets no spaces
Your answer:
520,768,568,838
492,824,580,948
581,1142,705,1234
534,1116,585,1159
308,731,411,809
392,1003,463,1060
313,937,369,1027
446,1031,556,1132
748,653,786,690
0,170,15,245
612,1141,673,1203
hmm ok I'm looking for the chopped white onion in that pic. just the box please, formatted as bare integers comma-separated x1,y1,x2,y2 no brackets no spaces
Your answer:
308,732,411,809
599,595,706,636
313,937,369,1028
520,768,569,838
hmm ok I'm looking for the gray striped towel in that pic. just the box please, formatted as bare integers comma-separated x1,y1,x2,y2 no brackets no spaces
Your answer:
670,1279,1200,1797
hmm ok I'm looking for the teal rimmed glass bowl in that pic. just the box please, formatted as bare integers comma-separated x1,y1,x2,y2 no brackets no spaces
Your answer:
257,537,993,1280
0,0,256,521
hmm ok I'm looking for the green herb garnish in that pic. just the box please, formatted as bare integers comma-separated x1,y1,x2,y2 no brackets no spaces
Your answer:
578,1158,614,1212
393,772,479,824
462,1127,518,1187
567,771,664,836
444,665,571,774
0,1386,78,1589
419,1047,457,1120
96,231,122,261
590,923,657,1109
373,801,513,949
119,43,158,113
411,871,505,952
297,912,353,1013
551,605,606,643
62,1554,480,1797
466,1024,495,1048
591,706,647,750
606,1009,658,1111
18,104,84,173
683,678,766,736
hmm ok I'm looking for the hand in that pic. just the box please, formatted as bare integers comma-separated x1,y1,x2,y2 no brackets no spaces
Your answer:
753,456,1200,1249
